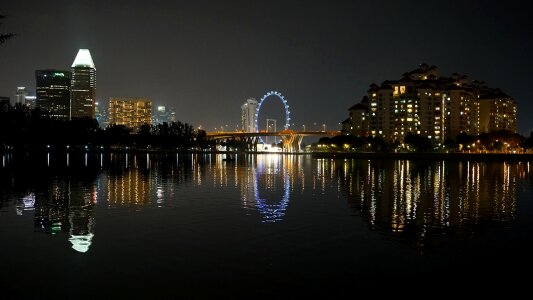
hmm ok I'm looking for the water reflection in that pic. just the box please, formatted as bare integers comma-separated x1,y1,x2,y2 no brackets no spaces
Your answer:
334,159,531,251
207,154,302,222
1,152,531,254
16,193,35,215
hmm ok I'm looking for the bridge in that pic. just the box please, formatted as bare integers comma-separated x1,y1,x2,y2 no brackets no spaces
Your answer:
206,130,339,152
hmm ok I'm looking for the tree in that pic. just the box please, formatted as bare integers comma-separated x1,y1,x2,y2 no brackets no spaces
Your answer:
404,133,433,152
0,15,15,45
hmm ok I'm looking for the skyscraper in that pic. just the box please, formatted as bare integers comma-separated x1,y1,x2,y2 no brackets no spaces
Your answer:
241,98,257,132
36,70,72,120
71,49,96,119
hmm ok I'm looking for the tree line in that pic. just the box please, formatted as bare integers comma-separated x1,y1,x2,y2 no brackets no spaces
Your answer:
0,103,213,151
317,131,533,153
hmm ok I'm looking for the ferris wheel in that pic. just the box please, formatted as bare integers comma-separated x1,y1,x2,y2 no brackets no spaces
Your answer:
254,91,291,139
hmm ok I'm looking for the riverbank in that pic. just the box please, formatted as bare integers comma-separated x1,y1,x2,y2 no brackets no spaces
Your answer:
2,148,533,161
311,151,533,161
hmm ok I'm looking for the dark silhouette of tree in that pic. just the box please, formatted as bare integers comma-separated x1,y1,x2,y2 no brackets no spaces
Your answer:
443,138,456,151
404,133,433,152
0,15,15,45
521,131,533,150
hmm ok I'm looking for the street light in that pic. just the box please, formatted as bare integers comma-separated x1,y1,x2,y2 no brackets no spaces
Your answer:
322,124,326,132
302,124,306,132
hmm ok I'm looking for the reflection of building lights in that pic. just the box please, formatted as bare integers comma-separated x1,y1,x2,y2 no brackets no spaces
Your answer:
16,193,36,215
156,187,164,205
69,234,94,253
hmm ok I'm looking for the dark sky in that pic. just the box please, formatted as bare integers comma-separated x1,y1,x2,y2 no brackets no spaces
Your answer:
1,0,532,134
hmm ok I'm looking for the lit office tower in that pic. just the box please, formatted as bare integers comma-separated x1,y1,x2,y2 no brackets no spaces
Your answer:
15,87,28,105
71,49,96,119
108,98,152,131
241,98,258,132
36,70,72,120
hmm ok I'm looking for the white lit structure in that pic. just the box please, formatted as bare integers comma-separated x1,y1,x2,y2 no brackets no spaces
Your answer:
241,98,258,132
15,87,28,105
71,49,96,119
24,96,37,109
153,105,176,124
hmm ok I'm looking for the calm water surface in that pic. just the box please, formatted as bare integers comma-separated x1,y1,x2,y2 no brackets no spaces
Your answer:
1,152,532,297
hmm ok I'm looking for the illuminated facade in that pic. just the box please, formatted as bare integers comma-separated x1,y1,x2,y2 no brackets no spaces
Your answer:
478,91,517,133
368,83,393,139
108,98,152,131
71,49,96,119
36,69,72,120
241,98,257,132
343,64,517,142
342,96,369,136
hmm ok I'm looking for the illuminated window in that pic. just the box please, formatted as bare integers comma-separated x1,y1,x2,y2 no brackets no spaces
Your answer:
400,86,406,94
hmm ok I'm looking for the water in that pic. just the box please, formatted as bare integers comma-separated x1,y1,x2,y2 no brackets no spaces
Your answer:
1,152,532,297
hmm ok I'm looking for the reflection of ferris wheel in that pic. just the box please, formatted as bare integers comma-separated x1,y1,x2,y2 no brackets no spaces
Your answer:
254,91,291,142
253,163,290,223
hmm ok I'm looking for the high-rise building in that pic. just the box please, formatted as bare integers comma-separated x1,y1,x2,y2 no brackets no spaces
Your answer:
153,105,176,124
71,49,96,119
108,98,152,131
95,101,109,128
342,96,369,137
241,98,257,132
36,69,72,120
15,87,28,105
24,96,37,109
478,90,517,133
343,64,518,143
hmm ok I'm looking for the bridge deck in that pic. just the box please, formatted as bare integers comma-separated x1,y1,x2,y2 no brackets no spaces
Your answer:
206,131,339,139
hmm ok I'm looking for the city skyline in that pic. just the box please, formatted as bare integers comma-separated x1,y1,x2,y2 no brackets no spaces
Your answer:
1,0,532,134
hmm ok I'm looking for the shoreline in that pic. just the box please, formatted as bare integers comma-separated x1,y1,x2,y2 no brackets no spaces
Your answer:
310,151,533,161
2,149,533,161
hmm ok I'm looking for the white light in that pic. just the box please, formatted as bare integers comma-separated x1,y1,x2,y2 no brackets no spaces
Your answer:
69,234,94,253
72,49,95,69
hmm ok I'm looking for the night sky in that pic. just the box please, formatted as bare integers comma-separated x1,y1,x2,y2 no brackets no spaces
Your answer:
1,0,532,134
